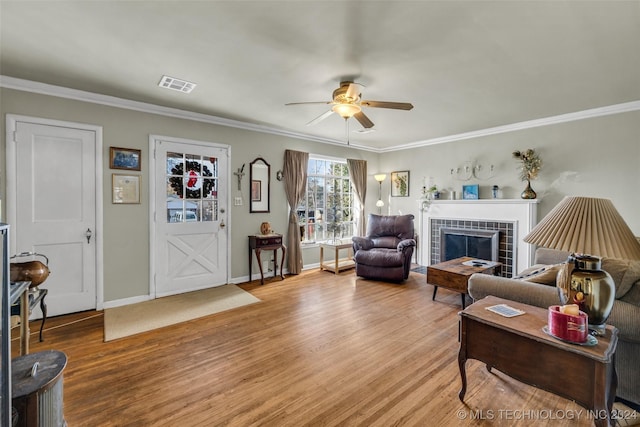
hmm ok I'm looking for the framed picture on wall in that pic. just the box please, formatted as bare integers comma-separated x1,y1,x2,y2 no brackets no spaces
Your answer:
390,170,410,197
462,184,479,200
110,147,141,171
112,174,141,204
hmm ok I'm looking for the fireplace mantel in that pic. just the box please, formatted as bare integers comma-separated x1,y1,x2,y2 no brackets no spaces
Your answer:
419,199,539,274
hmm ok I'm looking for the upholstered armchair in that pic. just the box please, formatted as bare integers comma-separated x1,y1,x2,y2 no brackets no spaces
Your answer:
352,214,416,282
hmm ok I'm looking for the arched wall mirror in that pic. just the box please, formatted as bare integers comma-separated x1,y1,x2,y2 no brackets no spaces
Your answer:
250,157,270,213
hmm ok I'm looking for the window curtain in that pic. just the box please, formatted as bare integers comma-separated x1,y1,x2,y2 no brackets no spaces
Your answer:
347,159,367,236
283,149,309,275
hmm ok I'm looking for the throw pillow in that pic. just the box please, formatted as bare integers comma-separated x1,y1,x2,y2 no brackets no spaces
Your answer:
601,257,640,300
514,263,564,286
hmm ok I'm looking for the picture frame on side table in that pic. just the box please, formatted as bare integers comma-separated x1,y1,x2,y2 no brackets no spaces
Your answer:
112,174,140,204
462,184,479,200
390,170,410,197
110,147,141,171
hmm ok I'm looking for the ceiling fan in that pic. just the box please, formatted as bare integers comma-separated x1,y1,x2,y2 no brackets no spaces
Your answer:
285,81,414,129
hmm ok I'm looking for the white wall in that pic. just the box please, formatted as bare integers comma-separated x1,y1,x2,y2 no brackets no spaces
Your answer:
0,87,379,302
379,111,640,236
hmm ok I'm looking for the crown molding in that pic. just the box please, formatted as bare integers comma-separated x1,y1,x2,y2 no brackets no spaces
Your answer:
383,100,640,153
2,75,638,154
0,75,377,151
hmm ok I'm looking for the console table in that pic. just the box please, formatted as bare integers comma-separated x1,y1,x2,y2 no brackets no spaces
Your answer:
15,288,48,354
10,283,48,355
248,234,286,285
459,296,618,427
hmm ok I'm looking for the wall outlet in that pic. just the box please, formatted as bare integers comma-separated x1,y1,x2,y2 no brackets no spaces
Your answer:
234,197,243,206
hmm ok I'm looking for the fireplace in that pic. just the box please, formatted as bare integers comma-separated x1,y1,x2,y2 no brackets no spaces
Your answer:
441,228,499,262
431,219,513,277
419,199,539,277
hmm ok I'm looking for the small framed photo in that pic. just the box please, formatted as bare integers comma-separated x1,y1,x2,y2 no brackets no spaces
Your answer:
251,180,261,201
462,184,479,200
391,170,410,197
110,146,141,171
112,174,141,204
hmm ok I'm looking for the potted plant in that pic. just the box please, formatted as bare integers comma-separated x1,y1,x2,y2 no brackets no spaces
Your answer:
513,149,542,199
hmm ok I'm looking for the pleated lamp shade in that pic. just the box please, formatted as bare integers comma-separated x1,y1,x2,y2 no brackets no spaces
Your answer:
524,196,640,260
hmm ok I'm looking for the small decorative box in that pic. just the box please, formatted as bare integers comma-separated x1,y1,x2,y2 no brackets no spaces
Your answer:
548,305,588,343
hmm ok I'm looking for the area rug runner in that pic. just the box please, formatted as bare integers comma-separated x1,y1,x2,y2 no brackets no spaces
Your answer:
104,284,260,341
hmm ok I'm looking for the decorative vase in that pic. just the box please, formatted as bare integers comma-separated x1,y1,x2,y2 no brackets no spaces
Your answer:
260,222,272,235
520,180,537,199
10,252,50,288
557,255,615,335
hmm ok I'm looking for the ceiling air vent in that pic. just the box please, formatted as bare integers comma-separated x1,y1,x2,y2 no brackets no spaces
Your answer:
158,75,196,93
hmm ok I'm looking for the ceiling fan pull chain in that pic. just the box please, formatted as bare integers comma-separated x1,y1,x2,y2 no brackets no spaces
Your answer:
345,119,350,145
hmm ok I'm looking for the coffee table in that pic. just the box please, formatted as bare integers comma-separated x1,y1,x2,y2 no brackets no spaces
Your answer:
427,256,501,308
459,296,618,427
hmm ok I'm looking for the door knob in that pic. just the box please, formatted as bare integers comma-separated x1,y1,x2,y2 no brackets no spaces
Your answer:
86,228,92,244
220,219,226,229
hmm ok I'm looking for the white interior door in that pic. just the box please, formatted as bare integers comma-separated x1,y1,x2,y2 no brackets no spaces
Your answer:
7,117,101,316
152,136,229,297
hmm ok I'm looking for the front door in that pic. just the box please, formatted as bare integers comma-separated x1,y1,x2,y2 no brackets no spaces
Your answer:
7,116,101,316
151,136,229,297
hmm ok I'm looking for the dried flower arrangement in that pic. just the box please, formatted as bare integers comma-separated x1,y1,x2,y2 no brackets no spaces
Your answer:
513,149,542,181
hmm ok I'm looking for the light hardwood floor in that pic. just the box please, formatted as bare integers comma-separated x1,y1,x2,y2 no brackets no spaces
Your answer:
12,270,632,426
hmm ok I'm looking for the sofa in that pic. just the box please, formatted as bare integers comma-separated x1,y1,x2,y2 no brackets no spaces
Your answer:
352,214,416,282
468,247,640,407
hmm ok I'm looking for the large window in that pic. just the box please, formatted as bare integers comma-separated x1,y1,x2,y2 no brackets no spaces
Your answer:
298,157,355,242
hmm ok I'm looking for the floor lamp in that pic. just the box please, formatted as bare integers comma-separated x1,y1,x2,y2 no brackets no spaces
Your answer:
374,174,386,214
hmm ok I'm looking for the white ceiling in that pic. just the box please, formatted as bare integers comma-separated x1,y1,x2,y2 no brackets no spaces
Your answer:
1,1,639,151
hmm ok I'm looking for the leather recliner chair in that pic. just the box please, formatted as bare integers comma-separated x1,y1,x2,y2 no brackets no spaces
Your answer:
352,214,416,282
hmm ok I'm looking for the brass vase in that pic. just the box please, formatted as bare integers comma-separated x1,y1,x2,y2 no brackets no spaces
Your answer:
556,254,615,335
521,179,537,199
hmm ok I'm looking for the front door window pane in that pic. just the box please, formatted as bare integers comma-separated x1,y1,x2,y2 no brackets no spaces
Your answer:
165,152,218,223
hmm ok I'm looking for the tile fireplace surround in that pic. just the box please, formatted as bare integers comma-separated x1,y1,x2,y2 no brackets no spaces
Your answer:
419,199,539,277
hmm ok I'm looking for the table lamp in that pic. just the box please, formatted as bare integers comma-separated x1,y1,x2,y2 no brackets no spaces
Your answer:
523,196,640,334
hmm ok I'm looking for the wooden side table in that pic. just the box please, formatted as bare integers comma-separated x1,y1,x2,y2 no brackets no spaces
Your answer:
459,296,618,427
248,234,286,285
427,256,501,308
319,242,355,274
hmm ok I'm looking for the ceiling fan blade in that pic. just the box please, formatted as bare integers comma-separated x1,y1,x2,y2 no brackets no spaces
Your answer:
353,111,374,129
285,101,332,106
361,101,414,110
306,110,334,126
345,83,360,100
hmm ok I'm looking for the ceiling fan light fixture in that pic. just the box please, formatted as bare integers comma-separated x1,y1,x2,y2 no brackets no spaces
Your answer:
332,103,361,119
